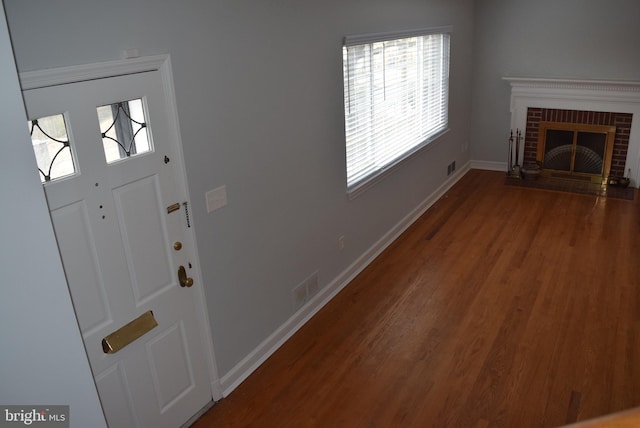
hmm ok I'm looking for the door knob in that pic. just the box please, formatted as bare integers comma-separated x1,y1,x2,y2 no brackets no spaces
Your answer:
177,265,194,288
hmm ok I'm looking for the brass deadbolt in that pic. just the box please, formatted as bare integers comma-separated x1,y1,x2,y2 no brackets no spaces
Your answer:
173,241,183,251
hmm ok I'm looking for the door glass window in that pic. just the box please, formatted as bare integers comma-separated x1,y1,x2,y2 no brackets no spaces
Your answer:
97,98,152,163
28,114,76,183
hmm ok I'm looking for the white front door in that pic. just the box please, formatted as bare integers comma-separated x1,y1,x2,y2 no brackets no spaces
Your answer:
23,69,212,427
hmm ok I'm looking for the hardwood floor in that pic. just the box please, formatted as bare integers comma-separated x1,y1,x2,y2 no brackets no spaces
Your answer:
193,169,640,427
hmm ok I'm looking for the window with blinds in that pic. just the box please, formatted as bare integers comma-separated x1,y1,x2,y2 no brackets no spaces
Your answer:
342,29,450,194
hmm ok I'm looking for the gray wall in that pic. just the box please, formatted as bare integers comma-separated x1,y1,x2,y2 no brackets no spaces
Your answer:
0,4,106,426
4,0,475,376
470,0,640,164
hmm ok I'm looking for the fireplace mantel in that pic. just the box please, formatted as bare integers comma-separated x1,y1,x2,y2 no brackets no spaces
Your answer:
504,77,640,187
504,77,640,94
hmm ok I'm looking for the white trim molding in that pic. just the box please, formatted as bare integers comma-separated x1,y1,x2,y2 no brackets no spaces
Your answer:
470,160,507,172
504,77,640,187
19,55,168,90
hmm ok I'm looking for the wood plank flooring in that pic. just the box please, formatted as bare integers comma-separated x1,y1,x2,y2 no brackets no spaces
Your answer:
193,169,640,427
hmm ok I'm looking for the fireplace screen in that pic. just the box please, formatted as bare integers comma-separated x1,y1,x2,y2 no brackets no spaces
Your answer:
537,122,616,181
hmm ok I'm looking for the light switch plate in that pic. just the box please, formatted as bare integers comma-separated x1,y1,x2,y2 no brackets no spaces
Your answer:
206,185,227,213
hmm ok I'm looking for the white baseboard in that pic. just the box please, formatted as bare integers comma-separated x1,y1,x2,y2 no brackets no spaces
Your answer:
470,159,508,172
218,161,471,396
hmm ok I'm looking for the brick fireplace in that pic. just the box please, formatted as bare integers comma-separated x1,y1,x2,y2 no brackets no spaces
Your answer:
524,108,632,179
504,77,640,187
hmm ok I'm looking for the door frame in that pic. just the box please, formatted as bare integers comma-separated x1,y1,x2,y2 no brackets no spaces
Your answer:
20,54,223,403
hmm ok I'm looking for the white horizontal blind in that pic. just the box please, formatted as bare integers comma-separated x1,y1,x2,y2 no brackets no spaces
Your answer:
343,30,450,191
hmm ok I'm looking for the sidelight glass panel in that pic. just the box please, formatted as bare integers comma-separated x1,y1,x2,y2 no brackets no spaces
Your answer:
28,114,76,183
97,98,151,163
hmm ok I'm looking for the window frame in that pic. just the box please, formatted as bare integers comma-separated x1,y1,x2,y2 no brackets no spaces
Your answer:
342,26,452,198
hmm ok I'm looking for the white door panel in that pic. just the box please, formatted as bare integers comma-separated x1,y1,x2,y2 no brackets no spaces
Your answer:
49,201,112,335
146,321,195,410
95,363,139,427
23,69,211,427
112,175,175,304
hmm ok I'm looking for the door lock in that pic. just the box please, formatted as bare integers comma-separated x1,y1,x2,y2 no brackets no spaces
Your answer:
173,241,183,251
177,265,194,288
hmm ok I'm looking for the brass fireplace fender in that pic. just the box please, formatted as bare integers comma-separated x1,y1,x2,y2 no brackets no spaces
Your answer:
536,121,617,183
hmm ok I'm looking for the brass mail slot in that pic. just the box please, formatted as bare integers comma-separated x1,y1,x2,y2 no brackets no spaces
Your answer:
102,311,158,354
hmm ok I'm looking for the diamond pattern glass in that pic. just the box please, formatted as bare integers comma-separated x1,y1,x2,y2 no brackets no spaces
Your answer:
28,114,76,183
97,98,151,163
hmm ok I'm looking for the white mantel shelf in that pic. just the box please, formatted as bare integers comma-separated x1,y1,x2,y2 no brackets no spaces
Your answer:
504,77,640,93
503,76,640,187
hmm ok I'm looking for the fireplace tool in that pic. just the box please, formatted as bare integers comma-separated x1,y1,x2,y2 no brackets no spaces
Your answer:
507,129,522,178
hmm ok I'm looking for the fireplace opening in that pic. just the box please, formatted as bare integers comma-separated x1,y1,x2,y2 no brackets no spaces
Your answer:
524,108,633,183
537,122,616,183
